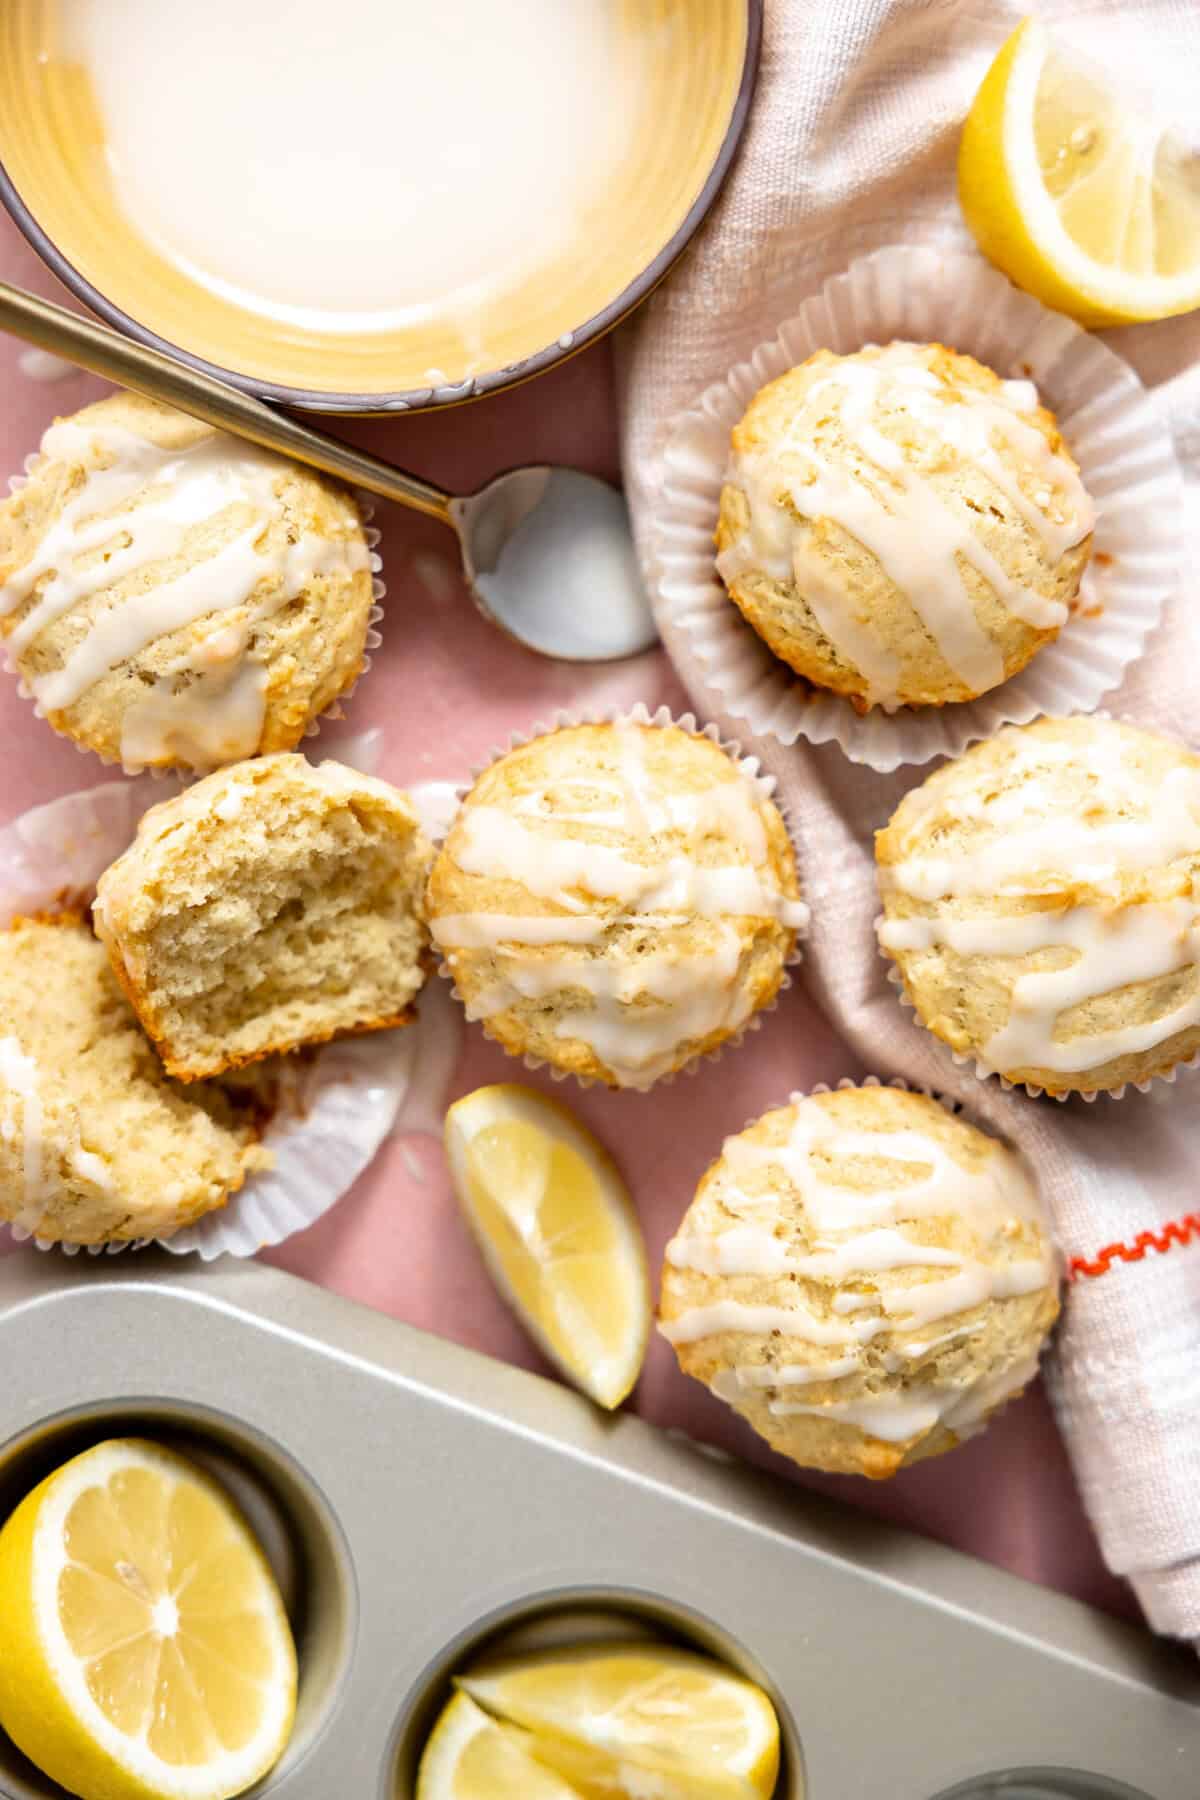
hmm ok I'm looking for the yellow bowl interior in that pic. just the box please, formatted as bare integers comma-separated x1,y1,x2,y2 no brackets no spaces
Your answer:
0,1,749,404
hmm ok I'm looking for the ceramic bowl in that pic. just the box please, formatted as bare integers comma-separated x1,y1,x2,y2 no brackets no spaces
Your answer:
0,1,760,414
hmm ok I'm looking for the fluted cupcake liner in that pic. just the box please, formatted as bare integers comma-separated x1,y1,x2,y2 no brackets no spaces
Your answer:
0,770,431,1259
430,701,810,1093
0,471,386,777
647,244,1182,772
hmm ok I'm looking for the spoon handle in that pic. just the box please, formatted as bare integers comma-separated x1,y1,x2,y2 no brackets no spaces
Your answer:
0,281,454,524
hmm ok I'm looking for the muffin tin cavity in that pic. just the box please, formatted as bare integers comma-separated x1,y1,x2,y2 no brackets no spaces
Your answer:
0,1399,357,1797
929,1775,1157,1800
0,1258,1195,1799
387,1586,805,1799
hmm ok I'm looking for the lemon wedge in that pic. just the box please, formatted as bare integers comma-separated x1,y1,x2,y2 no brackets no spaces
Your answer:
416,1692,587,1799
959,17,1200,324
458,1644,781,1800
444,1084,650,1409
0,1438,297,1800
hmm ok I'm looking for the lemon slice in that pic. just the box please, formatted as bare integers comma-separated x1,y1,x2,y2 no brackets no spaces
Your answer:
959,17,1200,324
0,1438,297,1800
444,1084,650,1409
416,1692,587,1799
458,1644,781,1800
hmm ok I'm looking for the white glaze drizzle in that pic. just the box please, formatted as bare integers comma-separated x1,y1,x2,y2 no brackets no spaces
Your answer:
119,651,268,770
1,419,367,766
717,1099,1043,1233
880,731,1200,1075
434,913,605,948
661,1259,1048,1346
666,1222,964,1278
721,346,1092,707
434,725,807,1087
659,1299,891,1349
889,761,1200,901
767,1393,947,1441
660,1097,1054,1386
768,1347,1042,1444
709,1356,862,1401
882,898,1200,1076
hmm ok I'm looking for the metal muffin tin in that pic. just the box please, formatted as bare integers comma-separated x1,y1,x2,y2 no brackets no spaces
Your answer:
0,1253,1197,1800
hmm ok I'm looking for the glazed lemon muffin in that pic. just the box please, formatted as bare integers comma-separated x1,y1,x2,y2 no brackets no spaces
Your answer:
0,391,374,770
94,753,432,1081
659,1085,1059,1478
716,342,1094,712
424,721,807,1089
0,916,273,1245
876,716,1200,1095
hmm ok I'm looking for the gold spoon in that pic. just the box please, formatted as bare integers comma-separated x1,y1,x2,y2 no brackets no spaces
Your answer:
0,281,657,662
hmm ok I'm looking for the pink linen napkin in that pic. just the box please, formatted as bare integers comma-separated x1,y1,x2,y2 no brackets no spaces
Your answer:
620,0,1200,1641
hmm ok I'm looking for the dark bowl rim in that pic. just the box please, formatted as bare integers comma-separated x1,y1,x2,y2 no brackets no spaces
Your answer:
0,1,763,416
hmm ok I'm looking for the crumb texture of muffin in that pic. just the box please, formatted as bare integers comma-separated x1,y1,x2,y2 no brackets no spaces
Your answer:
876,715,1200,1095
716,342,1094,711
659,1085,1059,1478
424,721,807,1089
0,391,374,770
94,753,432,1081
0,916,273,1245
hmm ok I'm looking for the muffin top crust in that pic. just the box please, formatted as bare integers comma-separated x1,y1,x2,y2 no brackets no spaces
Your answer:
0,391,372,771
876,715,1200,1093
716,342,1094,711
425,720,807,1089
659,1084,1060,1478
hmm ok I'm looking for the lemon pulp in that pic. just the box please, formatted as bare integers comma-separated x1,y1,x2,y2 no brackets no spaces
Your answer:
416,1691,591,1799
458,1643,781,1800
0,1438,297,1800
444,1084,650,1408
959,17,1200,324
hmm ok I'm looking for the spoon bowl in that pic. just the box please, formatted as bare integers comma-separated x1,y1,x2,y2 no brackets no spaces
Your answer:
452,467,656,662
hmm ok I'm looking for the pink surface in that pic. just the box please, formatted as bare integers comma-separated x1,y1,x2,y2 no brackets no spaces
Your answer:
0,215,1134,1626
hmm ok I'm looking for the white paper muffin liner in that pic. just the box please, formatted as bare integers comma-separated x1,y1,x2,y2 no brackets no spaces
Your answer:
0,770,428,1257
648,244,1183,771
429,701,810,1092
0,465,385,777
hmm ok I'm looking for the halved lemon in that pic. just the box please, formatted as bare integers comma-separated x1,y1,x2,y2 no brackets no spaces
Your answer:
444,1084,650,1409
0,1438,297,1800
959,17,1200,324
458,1644,781,1800
416,1692,586,1799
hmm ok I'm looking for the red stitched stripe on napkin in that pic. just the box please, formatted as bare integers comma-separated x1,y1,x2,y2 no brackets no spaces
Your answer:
1069,1213,1200,1280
